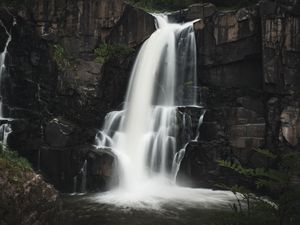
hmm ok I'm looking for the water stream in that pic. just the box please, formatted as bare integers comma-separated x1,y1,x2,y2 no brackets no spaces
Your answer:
91,15,236,210
0,20,12,145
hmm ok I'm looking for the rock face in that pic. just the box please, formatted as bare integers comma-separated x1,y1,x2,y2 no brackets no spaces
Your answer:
0,0,300,191
178,0,300,184
0,154,60,225
0,0,155,192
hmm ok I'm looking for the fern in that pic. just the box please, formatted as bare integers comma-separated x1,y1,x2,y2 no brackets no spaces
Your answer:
217,149,300,225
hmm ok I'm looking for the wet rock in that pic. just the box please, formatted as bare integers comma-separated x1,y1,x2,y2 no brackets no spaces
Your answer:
167,10,189,23
32,0,126,58
45,118,81,148
266,97,282,148
278,0,300,16
186,3,216,21
195,6,262,89
281,105,300,146
261,2,300,93
259,0,278,15
177,139,232,187
86,148,118,191
237,97,264,115
108,4,156,47
0,156,60,225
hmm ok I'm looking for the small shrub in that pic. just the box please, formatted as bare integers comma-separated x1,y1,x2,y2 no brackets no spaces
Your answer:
0,144,32,172
217,149,300,225
52,44,75,71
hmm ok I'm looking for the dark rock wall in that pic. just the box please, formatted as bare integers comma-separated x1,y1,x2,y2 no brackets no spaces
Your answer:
0,0,155,192
0,0,299,191
178,0,300,186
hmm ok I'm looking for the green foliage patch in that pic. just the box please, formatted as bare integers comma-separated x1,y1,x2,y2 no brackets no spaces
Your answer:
217,149,300,225
94,43,134,64
0,144,32,173
53,44,75,71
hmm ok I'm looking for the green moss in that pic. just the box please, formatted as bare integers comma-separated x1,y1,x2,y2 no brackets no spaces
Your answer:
94,43,134,64
52,44,75,71
0,144,32,173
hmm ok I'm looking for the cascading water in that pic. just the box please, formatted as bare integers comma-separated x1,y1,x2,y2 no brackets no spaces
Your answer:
94,15,235,208
96,15,198,188
0,20,12,145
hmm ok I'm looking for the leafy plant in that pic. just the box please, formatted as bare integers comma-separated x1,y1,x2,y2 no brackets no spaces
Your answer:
0,144,32,172
52,44,75,71
94,43,134,64
217,149,300,225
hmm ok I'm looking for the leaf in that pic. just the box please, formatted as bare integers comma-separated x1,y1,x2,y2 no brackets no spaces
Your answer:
254,148,276,159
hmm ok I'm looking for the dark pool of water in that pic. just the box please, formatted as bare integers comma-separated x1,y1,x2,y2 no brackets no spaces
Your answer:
59,194,234,225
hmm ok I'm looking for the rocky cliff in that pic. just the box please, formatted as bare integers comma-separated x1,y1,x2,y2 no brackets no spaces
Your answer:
0,0,299,191
178,0,300,186
0,0,155,192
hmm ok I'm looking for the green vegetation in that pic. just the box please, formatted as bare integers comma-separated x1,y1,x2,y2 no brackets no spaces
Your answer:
53,44,75,71
94,43,134,64
0,144,32,173
217,149,300,225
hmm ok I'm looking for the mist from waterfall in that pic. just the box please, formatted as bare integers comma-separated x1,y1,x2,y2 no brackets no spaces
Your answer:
94,15,235,208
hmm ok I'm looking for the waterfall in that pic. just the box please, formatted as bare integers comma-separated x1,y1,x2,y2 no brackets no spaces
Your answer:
0,20,12,145
96,15,200,190
93,14,236,209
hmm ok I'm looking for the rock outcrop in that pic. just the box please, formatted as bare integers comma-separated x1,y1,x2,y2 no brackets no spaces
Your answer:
0,0,155,191
0,151,60,225
178,0,300,185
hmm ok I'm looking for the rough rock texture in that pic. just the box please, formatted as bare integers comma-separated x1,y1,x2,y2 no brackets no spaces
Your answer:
179,0,300,185
0,154,60,225
0,0,155,192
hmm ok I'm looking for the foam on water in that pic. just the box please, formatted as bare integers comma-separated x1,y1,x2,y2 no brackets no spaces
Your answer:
93,179,236,210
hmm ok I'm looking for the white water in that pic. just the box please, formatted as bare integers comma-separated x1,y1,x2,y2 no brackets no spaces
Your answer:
94,15,236,208
0,20,12,145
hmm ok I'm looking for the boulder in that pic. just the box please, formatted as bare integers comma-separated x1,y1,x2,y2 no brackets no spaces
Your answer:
86,148,118,191
0,154,60,225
